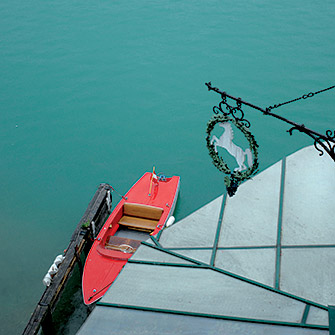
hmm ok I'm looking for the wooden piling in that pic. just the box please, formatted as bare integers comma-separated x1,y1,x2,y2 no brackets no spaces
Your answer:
22,183,111,335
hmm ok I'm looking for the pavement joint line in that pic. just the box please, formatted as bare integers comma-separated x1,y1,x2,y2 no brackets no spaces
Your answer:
140,241,328,310
210,193,227,266
95,302,328,330
301,304,310,324
275,158,286,289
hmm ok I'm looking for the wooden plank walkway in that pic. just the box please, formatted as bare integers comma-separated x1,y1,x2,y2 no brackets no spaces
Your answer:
22,183,111,335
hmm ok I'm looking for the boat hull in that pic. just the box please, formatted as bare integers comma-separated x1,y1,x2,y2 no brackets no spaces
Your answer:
82,172,180,305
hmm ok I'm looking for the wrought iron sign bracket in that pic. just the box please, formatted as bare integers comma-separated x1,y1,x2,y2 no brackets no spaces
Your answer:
206,81,335,162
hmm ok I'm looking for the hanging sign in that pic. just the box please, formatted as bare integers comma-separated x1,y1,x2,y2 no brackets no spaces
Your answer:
206,114,259,197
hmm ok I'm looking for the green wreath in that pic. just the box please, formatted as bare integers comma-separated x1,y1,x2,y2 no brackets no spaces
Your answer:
206,114,259,194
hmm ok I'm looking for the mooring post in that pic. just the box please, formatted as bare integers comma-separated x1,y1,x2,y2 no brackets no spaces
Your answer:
74,245,83,275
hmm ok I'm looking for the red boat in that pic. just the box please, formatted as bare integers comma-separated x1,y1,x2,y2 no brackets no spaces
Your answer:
82,169,180,305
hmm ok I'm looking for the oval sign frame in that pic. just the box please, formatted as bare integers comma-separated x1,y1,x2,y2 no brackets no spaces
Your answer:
206,114,259,189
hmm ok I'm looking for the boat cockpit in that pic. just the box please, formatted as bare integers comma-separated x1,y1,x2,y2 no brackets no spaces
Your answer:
98,202,164,256
117,202,164,232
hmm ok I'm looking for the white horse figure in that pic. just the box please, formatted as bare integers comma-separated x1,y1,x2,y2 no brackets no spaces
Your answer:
211,122,253,172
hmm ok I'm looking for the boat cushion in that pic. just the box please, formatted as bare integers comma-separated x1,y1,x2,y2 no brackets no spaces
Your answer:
118,203,164,232
123,203,163,220
118,216,158,232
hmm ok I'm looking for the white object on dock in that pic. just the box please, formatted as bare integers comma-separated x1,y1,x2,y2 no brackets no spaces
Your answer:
106,190,112,212
48,264,58,276
54,254,65,266
42,273,52,287
42,254,65,287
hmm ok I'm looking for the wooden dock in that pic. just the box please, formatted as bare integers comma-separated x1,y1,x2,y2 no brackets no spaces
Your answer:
22,183,112,335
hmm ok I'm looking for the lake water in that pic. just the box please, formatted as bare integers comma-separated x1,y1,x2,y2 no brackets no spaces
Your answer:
0,1,334,334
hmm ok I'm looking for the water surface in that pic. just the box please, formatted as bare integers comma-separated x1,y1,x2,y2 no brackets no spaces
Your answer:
0,1,334,334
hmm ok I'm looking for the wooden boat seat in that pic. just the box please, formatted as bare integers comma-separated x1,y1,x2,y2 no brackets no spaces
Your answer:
118,203,163,232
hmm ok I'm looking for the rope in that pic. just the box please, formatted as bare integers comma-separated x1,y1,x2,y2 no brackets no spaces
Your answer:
105,183,127,200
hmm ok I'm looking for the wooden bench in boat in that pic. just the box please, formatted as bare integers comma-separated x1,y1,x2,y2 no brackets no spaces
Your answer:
118,202,163,232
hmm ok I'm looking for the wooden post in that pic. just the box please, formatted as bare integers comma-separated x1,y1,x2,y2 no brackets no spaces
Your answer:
74,245,83,275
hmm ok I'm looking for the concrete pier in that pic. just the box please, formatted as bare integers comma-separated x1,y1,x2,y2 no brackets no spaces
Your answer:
77,144,334,334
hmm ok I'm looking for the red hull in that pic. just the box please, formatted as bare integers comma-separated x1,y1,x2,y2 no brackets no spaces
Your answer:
82,172,180,305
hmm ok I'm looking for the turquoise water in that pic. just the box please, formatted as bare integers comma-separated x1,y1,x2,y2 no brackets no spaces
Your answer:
1,1,334,333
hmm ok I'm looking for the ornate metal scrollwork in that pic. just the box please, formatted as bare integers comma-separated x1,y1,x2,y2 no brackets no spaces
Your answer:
206,81,335,163
287,125,335,161
212,91,251,128
314,130,335,159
